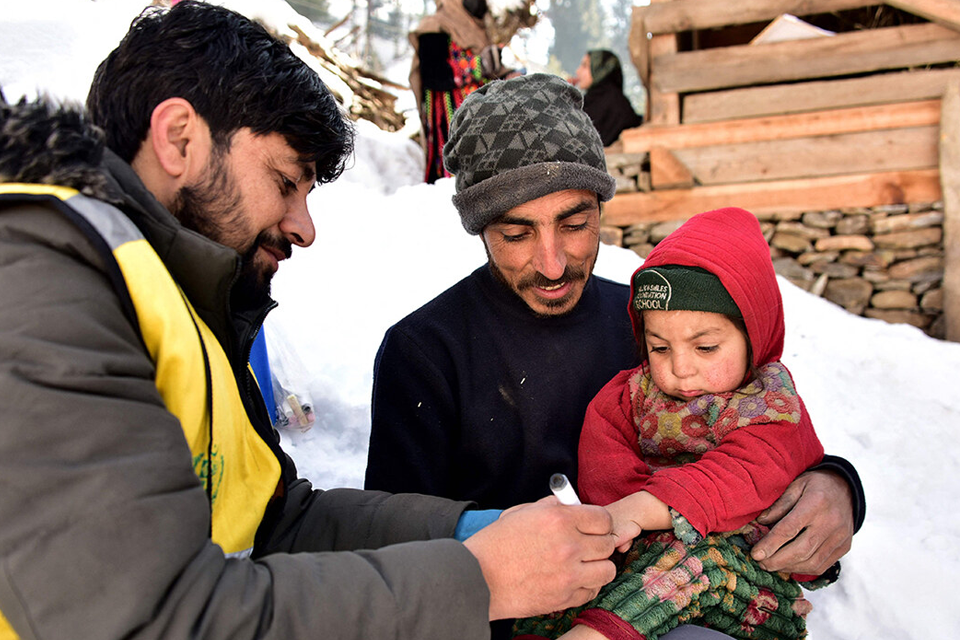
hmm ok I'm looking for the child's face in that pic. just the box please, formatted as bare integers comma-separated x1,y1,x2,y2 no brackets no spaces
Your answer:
643,309,749,400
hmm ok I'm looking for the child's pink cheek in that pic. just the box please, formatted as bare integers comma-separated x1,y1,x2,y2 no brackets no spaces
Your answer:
705,361,744,390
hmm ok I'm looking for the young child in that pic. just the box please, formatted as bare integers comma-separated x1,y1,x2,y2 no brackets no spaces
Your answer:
514,207,833,640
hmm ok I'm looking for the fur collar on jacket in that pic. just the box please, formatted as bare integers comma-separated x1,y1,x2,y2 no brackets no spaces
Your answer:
0,95,118,204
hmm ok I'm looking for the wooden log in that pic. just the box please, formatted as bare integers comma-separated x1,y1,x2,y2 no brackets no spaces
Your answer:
629,6,651,93
601,169,942,225
650,147,695,189
683,68,960,124
940,81,960,341
635,0,875,35
323,13,352,37
648,33,681,125
887,0,960,33
622,100,941,153
644,0,680,126
671,126,940,185
654,23,960,94
360,69,409,92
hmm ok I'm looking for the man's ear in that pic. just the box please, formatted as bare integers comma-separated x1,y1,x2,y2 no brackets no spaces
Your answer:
147,97,210,181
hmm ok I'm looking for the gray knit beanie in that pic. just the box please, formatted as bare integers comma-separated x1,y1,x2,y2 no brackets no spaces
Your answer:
443,73,616,235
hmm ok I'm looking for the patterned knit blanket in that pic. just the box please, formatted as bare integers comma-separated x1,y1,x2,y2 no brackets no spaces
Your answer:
513,527,827,640
514,527,822,640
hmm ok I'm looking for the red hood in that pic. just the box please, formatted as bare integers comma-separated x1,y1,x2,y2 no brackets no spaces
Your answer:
629,207,784,368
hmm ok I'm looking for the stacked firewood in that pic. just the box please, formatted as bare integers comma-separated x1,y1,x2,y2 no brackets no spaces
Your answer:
282,24,408,132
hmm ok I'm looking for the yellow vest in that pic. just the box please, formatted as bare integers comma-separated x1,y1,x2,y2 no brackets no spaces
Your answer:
0,184,282,638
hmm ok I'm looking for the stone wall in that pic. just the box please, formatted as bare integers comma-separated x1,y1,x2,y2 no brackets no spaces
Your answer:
600,201,947,340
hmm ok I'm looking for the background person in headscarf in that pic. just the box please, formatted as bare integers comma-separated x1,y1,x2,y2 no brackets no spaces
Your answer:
409,0,533,183
573,49,642,148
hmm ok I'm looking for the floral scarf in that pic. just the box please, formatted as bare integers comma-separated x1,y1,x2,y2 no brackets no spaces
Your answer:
628,362,801,471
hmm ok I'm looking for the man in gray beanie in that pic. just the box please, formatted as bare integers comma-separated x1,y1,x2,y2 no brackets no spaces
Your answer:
366,73,859,640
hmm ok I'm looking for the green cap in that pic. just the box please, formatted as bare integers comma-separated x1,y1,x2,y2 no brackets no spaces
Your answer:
632,265,741,318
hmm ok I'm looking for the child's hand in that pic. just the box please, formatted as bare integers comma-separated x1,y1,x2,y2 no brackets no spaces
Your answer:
604,491,673,552
606,499,642,552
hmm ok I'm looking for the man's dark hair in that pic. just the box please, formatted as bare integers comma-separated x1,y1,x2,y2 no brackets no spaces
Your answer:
86,0,353,184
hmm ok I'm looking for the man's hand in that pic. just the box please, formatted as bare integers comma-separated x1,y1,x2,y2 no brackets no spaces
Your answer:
752,469,854,575
463,496,617,621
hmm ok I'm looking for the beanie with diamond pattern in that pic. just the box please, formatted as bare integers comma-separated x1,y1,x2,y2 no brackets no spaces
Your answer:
443,73,616,235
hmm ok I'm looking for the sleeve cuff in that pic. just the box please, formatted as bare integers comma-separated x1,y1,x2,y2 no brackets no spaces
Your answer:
453,509,502,541
575,609,644,640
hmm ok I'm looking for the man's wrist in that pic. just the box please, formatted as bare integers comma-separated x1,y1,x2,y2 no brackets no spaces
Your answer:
809,455,866,533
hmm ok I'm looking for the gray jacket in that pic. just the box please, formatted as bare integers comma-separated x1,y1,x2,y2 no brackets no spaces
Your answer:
0,98,490,639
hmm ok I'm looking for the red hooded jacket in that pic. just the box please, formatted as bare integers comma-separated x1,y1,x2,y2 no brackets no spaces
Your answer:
578,207,824,536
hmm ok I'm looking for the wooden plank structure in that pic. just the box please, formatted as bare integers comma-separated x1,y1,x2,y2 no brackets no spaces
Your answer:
606,0,960,339
941,81,960,340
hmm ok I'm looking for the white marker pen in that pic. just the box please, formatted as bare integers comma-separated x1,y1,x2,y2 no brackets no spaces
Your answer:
549,473,581,506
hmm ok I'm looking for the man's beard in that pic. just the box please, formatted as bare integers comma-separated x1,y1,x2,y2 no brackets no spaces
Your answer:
172,146,244,251
488,261,588,317
233,230,291,312
171,150,289,312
